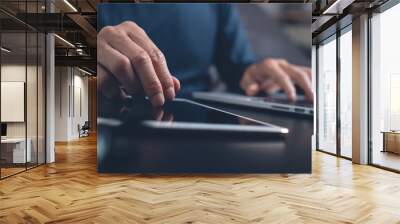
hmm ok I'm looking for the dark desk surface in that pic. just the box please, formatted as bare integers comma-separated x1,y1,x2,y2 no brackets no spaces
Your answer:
97,99,313,173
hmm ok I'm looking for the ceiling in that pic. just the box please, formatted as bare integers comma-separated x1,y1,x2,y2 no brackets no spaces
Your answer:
0,0,101,72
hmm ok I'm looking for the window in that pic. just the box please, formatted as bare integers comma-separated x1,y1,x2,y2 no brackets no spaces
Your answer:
370,2,400,171
316,25,352,159
339,28,352,158
317,36,337,154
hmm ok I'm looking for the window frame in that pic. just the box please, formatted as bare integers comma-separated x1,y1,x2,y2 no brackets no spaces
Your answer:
367,0,400,173
315,20,353,160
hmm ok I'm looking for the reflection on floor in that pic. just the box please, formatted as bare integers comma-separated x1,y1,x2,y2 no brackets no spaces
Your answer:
0,135,400,223
0,162,42,178
373,150,400,171
0,167,25,178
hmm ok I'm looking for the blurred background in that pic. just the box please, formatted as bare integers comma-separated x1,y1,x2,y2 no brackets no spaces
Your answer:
237,4,311,66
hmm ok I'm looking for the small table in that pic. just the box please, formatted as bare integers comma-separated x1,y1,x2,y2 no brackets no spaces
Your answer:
382,131,400,154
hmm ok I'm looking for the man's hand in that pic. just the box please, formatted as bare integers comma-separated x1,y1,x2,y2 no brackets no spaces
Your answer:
97,21,180,107
240,59,313,102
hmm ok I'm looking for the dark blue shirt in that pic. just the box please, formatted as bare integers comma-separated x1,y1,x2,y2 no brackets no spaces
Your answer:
97,3,256,94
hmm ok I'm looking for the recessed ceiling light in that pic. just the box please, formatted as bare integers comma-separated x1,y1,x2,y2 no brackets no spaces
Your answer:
322,0,354,15
54,34,75,48
63,0,78,12
78,67,93,76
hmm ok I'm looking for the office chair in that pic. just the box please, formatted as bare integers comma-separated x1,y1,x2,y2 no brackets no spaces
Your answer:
79,121,90,138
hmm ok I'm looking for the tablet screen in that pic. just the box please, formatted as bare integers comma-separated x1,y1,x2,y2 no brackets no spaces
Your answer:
121,98,279,128
161,99,262,125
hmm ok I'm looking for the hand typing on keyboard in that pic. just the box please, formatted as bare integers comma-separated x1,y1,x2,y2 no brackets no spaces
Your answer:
240,59,313,102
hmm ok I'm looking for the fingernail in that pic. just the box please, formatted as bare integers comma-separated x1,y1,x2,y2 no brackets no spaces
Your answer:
165,87,175,100
246,84,259,96
249,83,258,91
151,93,165,107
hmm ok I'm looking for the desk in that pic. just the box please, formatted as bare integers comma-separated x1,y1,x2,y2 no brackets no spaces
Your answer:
382,131,400,154
97,99,313,173
1,138,31,164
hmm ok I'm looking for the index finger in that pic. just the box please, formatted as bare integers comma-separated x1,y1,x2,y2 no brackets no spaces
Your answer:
107,32,165,106
119,22,176,100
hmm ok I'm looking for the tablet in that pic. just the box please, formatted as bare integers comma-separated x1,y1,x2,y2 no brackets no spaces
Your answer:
117,98,288,137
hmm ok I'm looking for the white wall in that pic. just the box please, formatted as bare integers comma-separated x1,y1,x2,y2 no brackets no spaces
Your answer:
55,66,69,141
55,67,89,141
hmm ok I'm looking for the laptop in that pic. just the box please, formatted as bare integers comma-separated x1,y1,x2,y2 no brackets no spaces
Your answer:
192,92,313,117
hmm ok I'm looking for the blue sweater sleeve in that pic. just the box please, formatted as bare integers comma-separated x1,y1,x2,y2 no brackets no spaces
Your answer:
214,4,256,92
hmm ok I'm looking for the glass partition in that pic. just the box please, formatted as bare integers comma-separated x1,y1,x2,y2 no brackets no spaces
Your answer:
0,1,46,179
1,30,28,177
